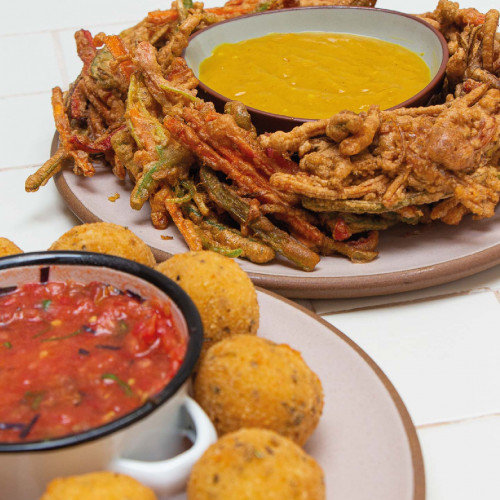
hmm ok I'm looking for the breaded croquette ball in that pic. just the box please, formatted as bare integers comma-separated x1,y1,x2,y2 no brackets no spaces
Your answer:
193,334,323,446
0,237,23,257
39,471,157,500
48,222,156,266
156,251,259,354
187,428,325,500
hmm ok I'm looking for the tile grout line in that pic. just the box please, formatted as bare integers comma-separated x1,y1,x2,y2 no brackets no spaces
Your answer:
416,411,500,430
0,164,43,173
0,90,51,101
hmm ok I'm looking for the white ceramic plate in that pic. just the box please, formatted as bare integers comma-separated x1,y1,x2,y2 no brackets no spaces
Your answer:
55,159,500,299
169,288,425,500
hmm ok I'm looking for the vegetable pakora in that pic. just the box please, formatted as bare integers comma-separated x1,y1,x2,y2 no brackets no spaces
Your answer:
25,0,500,270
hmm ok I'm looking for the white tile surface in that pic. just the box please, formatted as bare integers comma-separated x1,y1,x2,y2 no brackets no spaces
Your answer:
0,167,77,250
0,33,63,97
417,416,500,500
323,292,500,426
0,1,182,36
0,93,56,168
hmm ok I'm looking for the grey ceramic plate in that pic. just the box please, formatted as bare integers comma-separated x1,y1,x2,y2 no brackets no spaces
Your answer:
170,288,425,500
55,153,500,299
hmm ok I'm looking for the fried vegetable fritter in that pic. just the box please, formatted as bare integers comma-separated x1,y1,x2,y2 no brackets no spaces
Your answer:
193,334,324,446
48,222,156,266
187,428,325,500
156,251,259,356
39,471,157,500
25,0,500,268
0,237,23,257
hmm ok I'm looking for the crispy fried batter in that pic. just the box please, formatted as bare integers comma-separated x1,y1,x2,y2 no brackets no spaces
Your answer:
187,428,325,500
48,222,156,266
40,471,157,500
193,334,324,445
0,238,23,257
156,251,259,356
25,0,500,268
268,85,500,224
418,1,499,91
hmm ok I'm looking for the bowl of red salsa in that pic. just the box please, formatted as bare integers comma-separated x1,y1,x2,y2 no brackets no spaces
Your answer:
0,251,215,499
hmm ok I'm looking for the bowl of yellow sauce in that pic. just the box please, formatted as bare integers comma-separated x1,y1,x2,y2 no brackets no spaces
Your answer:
184,6,448,132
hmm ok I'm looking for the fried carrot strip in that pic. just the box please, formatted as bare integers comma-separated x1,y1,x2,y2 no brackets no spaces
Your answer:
178,109,298,204
163,186,203,251
165,112,333,251
69,126,125,153
25,87,95,191
146,10,179,25
146,1,259,25
94,34,134,82
134,42,197,112
323,233,379,263
67,30,97,121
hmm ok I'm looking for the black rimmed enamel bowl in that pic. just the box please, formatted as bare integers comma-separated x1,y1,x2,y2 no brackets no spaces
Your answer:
0,251,216,500
184,6,449,133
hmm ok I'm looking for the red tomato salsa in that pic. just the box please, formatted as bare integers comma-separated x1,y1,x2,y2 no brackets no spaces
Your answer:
0,280,187,443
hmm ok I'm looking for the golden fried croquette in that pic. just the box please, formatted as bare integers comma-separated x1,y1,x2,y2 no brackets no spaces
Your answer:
193,334,323,446
156,251,259,354
48,222,156,266
39,471,157,500
187,428,325,500
0,237,23,257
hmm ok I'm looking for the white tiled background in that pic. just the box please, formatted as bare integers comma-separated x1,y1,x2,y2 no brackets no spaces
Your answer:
0,1,499,499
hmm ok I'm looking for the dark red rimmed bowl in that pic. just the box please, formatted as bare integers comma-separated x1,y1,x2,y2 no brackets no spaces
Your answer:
0,251,216,499
184,6,449,133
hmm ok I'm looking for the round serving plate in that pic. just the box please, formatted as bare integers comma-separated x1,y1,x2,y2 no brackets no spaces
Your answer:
54,152,500,299
168,287,426,500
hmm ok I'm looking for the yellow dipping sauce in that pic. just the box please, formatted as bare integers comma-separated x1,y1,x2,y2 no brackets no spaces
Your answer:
199,32,431,119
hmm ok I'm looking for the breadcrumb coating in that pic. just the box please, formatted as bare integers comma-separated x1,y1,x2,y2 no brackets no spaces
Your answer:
48,222,156,266
193,334,323,445
187,428,325,500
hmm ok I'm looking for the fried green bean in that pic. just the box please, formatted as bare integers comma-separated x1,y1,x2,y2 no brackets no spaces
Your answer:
302,191,452,213
200,166,320,271
184,203,276,263
25,148,69,192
